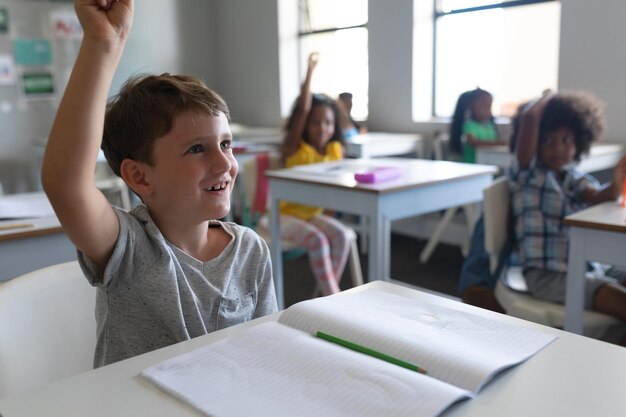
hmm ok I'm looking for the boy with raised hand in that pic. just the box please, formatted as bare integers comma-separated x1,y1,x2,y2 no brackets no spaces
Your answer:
42,0,277,367
510,90,626,332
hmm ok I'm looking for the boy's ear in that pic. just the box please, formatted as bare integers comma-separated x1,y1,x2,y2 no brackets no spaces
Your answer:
120,159,153,198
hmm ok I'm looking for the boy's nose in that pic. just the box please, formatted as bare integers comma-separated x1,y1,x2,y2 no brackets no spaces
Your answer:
207,151,234,174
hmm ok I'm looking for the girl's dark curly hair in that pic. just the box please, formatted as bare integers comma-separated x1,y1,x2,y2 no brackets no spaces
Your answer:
539,91,605,162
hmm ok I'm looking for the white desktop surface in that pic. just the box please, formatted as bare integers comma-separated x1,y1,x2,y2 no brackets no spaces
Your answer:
0,281,624,417
0,193,76,281
476,142,625,173
564,201,626,333
344,132,423,158
0,191,55,219
229,124,283,145
266,158,497,309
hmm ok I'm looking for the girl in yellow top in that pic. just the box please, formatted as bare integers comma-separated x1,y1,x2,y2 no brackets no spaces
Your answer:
280,53,354,295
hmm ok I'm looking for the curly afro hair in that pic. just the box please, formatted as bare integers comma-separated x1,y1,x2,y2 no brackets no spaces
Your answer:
539,91,605,162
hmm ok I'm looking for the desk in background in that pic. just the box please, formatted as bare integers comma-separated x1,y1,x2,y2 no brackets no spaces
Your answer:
1,281,625,417
230,124,283,146
0,192,75,282
344,132,423,158
266,158,497,309
476,142,625,173
32,139,133,210
564,201,626,334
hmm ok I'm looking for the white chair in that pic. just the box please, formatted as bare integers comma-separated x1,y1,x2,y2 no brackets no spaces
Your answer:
0,261,96,398
94,158,132,211
419,132,477,263
241,153,363,297
484,177,624,340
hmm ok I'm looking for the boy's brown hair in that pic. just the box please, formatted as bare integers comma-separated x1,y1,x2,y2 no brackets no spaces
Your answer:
102,73,230,176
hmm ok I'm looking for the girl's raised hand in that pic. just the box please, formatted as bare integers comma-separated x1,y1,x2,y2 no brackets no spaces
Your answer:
74,0,133,42
308,52,320,72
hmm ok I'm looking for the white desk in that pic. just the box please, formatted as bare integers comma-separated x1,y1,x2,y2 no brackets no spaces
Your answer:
229,124,283,145
1,281,625,417
344,132,423,158
266,158,497,309
564,201,626,334
476,142,625,173
0,193,76,281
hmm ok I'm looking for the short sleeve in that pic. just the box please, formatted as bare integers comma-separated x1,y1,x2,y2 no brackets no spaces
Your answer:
327,141,344,160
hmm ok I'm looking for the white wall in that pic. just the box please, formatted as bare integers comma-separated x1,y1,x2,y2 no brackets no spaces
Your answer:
3,0,626,192
112,0,216,100
219,0,626,143
0,0,215,193
214,0,282,126
558,0,626,141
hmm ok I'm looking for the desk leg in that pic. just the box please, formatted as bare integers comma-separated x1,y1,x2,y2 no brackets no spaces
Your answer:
368,208,385,282
564,227,585,334
269,197,284,310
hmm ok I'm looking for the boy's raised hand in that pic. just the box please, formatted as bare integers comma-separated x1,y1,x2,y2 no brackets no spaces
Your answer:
74,0,133,42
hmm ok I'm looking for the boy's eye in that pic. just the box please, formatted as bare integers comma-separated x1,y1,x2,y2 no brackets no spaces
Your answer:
187,144,204,154
221,140,232,150
542,135,574,145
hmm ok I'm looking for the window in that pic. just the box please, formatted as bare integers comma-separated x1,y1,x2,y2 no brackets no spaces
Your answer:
297,0,368,120
415,0,561,119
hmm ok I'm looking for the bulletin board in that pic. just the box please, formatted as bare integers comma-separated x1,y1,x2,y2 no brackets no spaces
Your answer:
0,2,82,103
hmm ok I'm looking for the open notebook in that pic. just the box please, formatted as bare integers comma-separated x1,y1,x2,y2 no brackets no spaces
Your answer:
141,288,557,417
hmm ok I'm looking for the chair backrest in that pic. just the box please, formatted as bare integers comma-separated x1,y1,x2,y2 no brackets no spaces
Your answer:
241,152,282,228
0,261,96,398
428,132,449,161
482,177,510,274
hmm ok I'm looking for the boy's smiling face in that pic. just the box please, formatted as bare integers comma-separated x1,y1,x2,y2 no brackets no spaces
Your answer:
142,110,237,223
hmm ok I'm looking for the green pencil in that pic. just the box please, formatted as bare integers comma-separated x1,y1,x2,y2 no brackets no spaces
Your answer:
315,331,427,375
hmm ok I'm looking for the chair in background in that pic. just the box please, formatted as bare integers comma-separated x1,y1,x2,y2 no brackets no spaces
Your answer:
419,132,477,263
483,177,624,340
94,157,132,211
241,153,363,297
0,261,96,398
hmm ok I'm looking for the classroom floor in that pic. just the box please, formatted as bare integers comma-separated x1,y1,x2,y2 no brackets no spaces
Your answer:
283,233,465,308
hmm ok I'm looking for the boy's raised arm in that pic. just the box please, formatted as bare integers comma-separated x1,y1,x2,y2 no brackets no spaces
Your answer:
515,91,553,168
41,0,133,274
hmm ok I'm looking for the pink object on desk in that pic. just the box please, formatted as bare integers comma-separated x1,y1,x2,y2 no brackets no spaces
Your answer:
354,166,403,184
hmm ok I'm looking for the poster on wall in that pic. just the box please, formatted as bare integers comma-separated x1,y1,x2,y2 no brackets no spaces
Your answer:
50,10,83,40
13,38,52,67
20,72,54,98
0,54,16,85
0,8,7,34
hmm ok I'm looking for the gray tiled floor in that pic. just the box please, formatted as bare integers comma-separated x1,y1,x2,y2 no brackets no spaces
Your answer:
283,233,465,307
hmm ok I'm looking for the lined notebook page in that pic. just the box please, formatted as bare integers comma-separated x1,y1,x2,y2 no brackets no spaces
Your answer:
141,321,470,417
278,289,557,393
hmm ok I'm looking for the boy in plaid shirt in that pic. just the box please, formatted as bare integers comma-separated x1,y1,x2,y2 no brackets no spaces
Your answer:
509,91,626,333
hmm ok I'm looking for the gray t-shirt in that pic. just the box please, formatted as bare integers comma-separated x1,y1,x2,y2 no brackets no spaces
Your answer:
78,205,277,368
